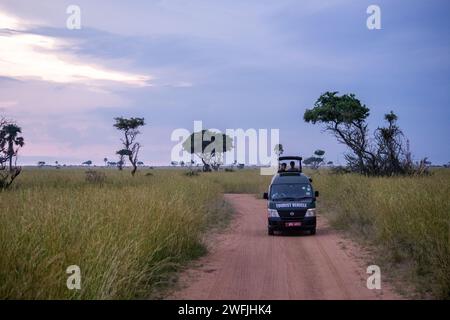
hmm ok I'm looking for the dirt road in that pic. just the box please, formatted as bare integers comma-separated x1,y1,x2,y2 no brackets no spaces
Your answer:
168,194,399,300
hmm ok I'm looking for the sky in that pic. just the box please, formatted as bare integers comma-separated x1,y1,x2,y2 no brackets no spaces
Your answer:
0,0,449,166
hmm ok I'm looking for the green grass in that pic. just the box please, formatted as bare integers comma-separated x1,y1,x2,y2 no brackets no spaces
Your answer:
202,170,271,194
0,167,448,299
0,169,229,299
311,169,450,299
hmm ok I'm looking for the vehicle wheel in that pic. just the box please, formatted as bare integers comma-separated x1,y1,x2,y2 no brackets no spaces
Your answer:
309,228,316,235
268,228,274,236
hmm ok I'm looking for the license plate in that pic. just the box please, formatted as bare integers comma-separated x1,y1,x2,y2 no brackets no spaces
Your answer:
285,222,301,227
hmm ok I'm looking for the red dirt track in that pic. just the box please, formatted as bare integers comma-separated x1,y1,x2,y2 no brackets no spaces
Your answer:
168,194,399,300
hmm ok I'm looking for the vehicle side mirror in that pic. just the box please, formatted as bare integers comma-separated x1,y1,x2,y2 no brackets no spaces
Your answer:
263,192,268,200
315,191,319,198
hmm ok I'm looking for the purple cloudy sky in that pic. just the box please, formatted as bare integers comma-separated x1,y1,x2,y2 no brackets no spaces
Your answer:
0,0,449,166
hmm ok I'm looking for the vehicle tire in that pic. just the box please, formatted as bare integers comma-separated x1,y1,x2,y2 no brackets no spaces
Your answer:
309,227,316,235
268,228,274,236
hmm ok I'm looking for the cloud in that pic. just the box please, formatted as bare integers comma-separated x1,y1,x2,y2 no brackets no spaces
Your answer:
0,11,24,29
1,1,449,166
0,11,152,86
21,139,114,161
12,112,118,163
0,80,129,114
0,100,18,108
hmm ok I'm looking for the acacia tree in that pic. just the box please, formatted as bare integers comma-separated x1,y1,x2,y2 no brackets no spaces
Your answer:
0,118,25,189
304,92,425,176
303,149,325,169
114,117,145,176
116,150,127,170
304,92,376,174
182,130,233,172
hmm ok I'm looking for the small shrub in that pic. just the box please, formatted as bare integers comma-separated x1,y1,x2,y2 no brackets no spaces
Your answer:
85,170,106,184
184,170,199,177
0,167,22,190
331,166,352,175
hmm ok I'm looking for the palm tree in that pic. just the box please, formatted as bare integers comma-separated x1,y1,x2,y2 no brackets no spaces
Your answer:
274,144,284,157
2,124,24,171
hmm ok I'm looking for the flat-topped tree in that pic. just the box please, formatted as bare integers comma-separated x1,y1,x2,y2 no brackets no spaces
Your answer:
303,150,326,169
182,130,233,172
304,92,376,174
304,92,426,176
113,117,145,176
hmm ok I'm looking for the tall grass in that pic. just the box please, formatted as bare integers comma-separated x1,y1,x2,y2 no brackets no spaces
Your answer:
311,169,450,299
203,170,271,194
0,169,228,299
1,168,448,299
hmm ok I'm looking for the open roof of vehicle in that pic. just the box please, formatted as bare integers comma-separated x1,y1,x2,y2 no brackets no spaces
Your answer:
278,156,303,161
278,156,303,173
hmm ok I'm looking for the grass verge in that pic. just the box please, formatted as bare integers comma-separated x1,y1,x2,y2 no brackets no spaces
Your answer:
311,169,450,299
0,169,229,299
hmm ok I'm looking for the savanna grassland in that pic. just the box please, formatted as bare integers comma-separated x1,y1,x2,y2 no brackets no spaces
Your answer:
312,169,450,299
0,168,448,299
0,169,231,299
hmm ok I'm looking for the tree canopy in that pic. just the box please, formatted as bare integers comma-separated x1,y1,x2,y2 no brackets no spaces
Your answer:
304,91,370,125
303,150,326,169
304,92,427,176
113,117,145,176
274,144,284,157
113,117,145,131
182,130,233,171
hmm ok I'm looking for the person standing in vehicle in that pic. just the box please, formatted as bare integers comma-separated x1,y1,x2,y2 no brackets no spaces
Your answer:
287,161,297,172
279,163,287,172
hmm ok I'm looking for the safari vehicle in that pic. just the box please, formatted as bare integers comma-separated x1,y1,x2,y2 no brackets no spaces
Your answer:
263,156,319,235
